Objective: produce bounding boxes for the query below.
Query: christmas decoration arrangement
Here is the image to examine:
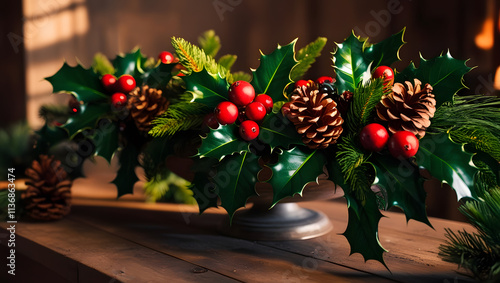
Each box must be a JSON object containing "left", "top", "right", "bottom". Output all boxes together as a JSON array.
[{"left": 33, "top": 28, "right": 500, "bottom": 269}]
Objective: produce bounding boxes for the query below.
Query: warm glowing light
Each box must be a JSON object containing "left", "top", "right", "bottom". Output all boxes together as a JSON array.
[
  {"left": 494, "top": 66, "right": 500, "bottom": 90},
  {"left": 475, "top": 18, "right": 494, "bottom": 50}
]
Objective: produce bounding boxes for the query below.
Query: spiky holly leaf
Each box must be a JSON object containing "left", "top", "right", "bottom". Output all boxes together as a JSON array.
[
  {"left": 112, "top": 144, "right": 140, "bottom": 198},
  {"left": 333, "top": 32, "right": 371, "bottom": 94},
  {"left": 143, "top": 62, "right": 176, "bottom": 90},
  {"left": 198, "top": 124, "right": 249, "bottom": 160},
  {"left": 258, "top": 112, "right": 302, "bottom": 151},
  {"left": 62, "top": 103, "right": 110, "bottom": 138},
  {"left": 112, "top": 49, "right": 147, "bottom": 81},
  {"left": 251, "top": 40, "right": 298, "bottom": 103},
  {"left": 395, "top": 51, "right": 472, "bottom": 107},
  {"left": 183, "top": 69, "right": 229, "bottom": 108},
  {"left": 416, "top": 133, "right": 478, "bottom": 200},
  {"left": 214, "top": 152, "right": 260, "bottom": 218},
  {"left": 342, "top": 191, "right": 388, "bottom": 269},
  {"left": 190, "top": 157, "right": 220, "bottom": 213},
  {"left": 45, "top": 63, "right": 108, "bottom": 104},
  {"left": 290, "top": 37, "right": 327, "bottom": 82},
  {"left": 364, "top": 28, "right": 405, "bottom": 68},
  {"left": 372, "top": 155, "right": 431, "bottom": 226},
  {"left": 92, "top": 119, "right": 119, "bottom": 164},
  {"left": 268, "top": 146, "right": 326, "bottom": 205}
]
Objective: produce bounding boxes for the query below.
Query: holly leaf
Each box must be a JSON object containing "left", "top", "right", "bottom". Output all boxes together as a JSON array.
[
  {"left": 112, "top": 144, "right": 140, "bottom": 198},
  {"left": 214, "top": 152, "right": 260, "bottom": 218},
  {"left": 197, "top": 124, "right": 249, "bottom": 160},
  {"left": 62, "top": 103, "right": 110, "bottom": 138},
  {"left": 183, "top": 69, "right": 229, "bottom": 108},
  {"left": 190, "top": 157, "right": 220, "bottom": 213},
  {"left": 290, "top": 37, "right": 327, "bottom": 82},
  {"left": 251, "top": 40, "right": 298, "bottom": 103},
  {"left": 258, "top": 112, "right": 302, "bottom": 150},
  {"left": 112, "top": 49, "right": 147, "bottom": 80},
  {"left": 268, "top": 146, "right": 326, "bottom": 205},
  {"left": 395, "top": 51, "right": 472, "bottom": 107},
  {"left": 416, "top": 133, "right": 478, "bottom": 200},
  {"left": 143, "top": 62, "right": 175, "bottom": 89},
  {"left": 342, "top": 191, "right": 388, "bottom": 269},
  {"left": 372, "top": 155, "right": 431, "bottom": 226},
  {"left": 92, "top": 119, "right": 119, "bottom": 164},
  {"left": 333, "top": 32, "right": 371, "bottom": 94},
  {"left": 364, "top": 28, "right": 405, "bottom": 68},
  {"left": 45, "top": 63, "right": 108, "bottom": 104}
]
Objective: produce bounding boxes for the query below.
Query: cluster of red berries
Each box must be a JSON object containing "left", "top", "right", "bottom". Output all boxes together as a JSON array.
[
  {"left": 294, "top": 76, "right": 336, "bottom": 96},
  {"left": 207, "top": 81, "right": 273, "bottom": 141},
  {"left": 101, "top": 74, "right": 137, "bottom": 108}
]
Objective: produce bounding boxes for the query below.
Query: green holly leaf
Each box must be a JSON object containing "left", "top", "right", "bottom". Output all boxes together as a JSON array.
[
  {"left": 92, "top": 119, "right": 119, "bottom": 164},
  {"left": 342, "top": 191, "right": 388, "bottom": 268},
  {"left": 372, "top": 155, "right": 431, "bottom": 226},
  {"left": 198, "top": 124, "right": 249, "bottom": 160},
  {"left": 290, "top": 37, "right": 328, "bottom": 82},
  {"left": 214, "top": 152, "right": 260, "bottom": 218},
  {"left": 251, "top": 40, "right": 298, "bottom": 102},
  {"left": 258, "top": 112, "right": 302, "bottom": 150},
  {"left": 395, "top": 51, "right": 472, "bottom": 107},
  {"left": 112, "top": 49, "right": 147, "bottom": 80},
  {"left": 190, "top": 157, "right": 220, "bottom": 213},
  {"left": 416, "top": 133, "right": 478, "bottom": 200},
  {"left": 45, "top": 63, "right": 108, "bottom": 104},
  {"left": 143, "top": 62, "right": 175, "bottom": 89},
  {"left": 112, "top": 144, "right": 140, "bottom": 198},
  {"left": 62, "top": 103, "right": 110, "bottom": 138},
  {"left": 183, "top": 69, "right": 229, "bottom": 108},
  {"left": 333, "top": 32, "right": 371, "bottom": 94},
  {"left": 364, "top": 28, "right": 405, "bottom": 68},
  {"left": 268, "top": 146, "right": 326, "bottom": 205}
]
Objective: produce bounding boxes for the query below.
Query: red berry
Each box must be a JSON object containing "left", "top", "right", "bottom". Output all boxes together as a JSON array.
[
  {"left": 239, "top": 120, "right": 260, "bottom": 141},
  {"left": 111, "top": 92, "right": 127, "bottom": 108},
  {"left": 245, "top": 102, "right": 267, "bottom": 121},
  {"left": 203, "top": 113, "right": 219, "bottom": 129},
  {"left": 372, "top": 66, "right": 395, "bottom": 86},
  {"left": 215, "top": 101, "right": 239, "bottom": 125},
  {"left": 388, "top": 131, "right": 419, "bottom": 159},
  {"left": 101, "top": 74, "right": 117, "bottom": 92},
  {"left": 254, "top": 94, "right": 273, "bottom": 113},
  {"left": 159, "top": 51, "right": 175, "bottom": 64},
  {"left": 228, "top": 81, "right": 255, "bottom": 106},
  {"left": 116, "top": 75, "right": 136, "bottom": 93},
  {"left": 360, "top": 123, "right": 389, "bottom": 152},
  {"left": 294, "top": 80, "right": 310, "bottom": 89},
  {"left": 316, "top": 76, "right": 334, "bottom": 85}
]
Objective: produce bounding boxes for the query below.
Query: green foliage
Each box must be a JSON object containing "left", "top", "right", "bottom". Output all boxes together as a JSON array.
[
  {"left": 290, "top": 37, "right": 327, "bottom": 82},
  {"left": 143, "top": 169, "right": 194, "bottom": 204},
  {"left": 364, "top": 28, "right": 405, "bottom": 68},
  {"left": 230, "top": 71, "right": 252, "bottom": 83},
  {"left": 197, "top": 124, "right": 249, "bottom": 160},
  {"left": 183, "top": 68, "right": 229, "bottom": 108},
  {"left": 268, "top": 146, "right": 326, "bottom": 205},
  {"left": 198, "top": 30, "right": 221, "bottom": 58},
  {"left": 0, "top": 122, "right": 32, "bottom": 180},
  {"left": 92, "top": 119, "right": 119, "bottom": 163},
  {"left": 112, "top": 144, "right": 140, "bottom": 198},
  {"left": 218, "top": 54, "right": 237, "bottom": 71},
  {"left": 149, "top": 102, "right": 208, "bottom": 138},
  {"left": 92, "top": 52, "right": 115, "bottom": 76},
  {"left": 346, "top": 79, "right": 384, "bottom": 133},
  {"left": 258, "top": 112, "right": 303, "bottom": 151},
  {"left": 112, "top": 49, "right": 147, "bottom": 79},
  {"left": 190, "top": 157, "right": 220, "bottom": 213},
  {"left": 62, "top": 103, "right": 110, "bottom": 139},
  {"left": 144, "top": 62, "right": 176, "bottom": 90},
  {"left": 39, "top": 104, "right": 70, "bottom": 125},
  {"left": 439, "top": 189, "right": 500, "bottom": 282},
  {"left": 395, "top": 51, "right": 472, "bottom": 108},
  {"left": 251, "top": 40, "right": 298, "bottom": 102}
]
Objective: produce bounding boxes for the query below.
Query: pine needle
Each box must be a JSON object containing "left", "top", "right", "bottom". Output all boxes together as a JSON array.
[
  {"left": 347, "top": 79, "right": 384, "bottom": 133},
  {"left": 149, "top": 102, "right": 208, "bottom": 137},
  {"left": 198, "top": 30, "right": 221, "bottom": 58}
]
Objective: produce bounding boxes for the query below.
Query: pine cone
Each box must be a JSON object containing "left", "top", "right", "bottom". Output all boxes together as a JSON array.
[
  {"left": 376, "top": 79, "right": 436, "bottom": 137},
  {"left": 22, "top": 155, "right": 72, "bottom": 221},
  {"left": 283, "top": 85, "right": 344, "bottom": 149},
  {"left": 128, "top": 86, "right": 169, "bottom": 132}
]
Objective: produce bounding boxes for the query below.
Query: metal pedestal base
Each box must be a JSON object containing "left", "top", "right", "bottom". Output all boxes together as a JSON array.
[{"left": 220, "top": 202, "right": 332, "bottom": 241}]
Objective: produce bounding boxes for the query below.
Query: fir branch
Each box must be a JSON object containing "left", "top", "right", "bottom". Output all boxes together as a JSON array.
[
  {"left": 290, "top": 37, "right": 327, "bottom": 82},
  {"left": 198, "top": 30, "right": 221, "bottom": 58},
  {"left": 171, "top": 37, "right": 229, "bottom": 78},
  {"left": 347, "top": 79, "right": 384, "bottom": 133},
  {"left": 449, "top": 127, "right": 500, "bottom": 161},
  {"left": 149, "top": 102, "right": 208, "bottom": 137},
  {"left": 218, "top": 54, "right": 237, "bottom": 71},
  {"left": 92, "top": 52, "right": 115, "bottom": 76}
]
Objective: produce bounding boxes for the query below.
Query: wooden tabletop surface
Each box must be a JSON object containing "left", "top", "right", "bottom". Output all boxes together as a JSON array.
[{"left": 0, "top": 194, "right": 475, "bottom": 283}]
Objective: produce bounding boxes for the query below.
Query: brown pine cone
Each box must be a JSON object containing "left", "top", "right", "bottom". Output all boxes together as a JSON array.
[
  {"left": 22, "top": 155, "right": 72, "bottom": 221},
  {"left": 282, "top": 85, "right": 344, "bottom": 149},
  {"left": 376, "top": 79, "right": 436, "bottom": 137},
  {"left": 128, "top": 86, "right": 169, "bottom": 132}
]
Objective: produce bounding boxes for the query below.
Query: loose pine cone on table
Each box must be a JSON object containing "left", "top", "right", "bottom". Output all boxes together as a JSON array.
[
  {"left": 282, "top": 85, "right": 344, "bottom": 149},
  {"left": 376, "top": 79, "right": 436, "bottom": 138},
  {"left": 22, "top": 155, "right": 72, "bottom": 221},
  {"left": 128, "top": 85, "right": 169, "bottom": 132}
]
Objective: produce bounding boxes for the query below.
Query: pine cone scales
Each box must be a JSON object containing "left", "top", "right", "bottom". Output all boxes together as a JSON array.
[
  {"left": 22, "top": 155, "right": 72, "bottom": 221},
  {"left": 128, "top": 86, "right": 169, "bottom": 132},
  {"left": 376, "top": 79, "right": 436, "bottom": 137},
  {"left": 283, "top": 86, "right": 344, "bottom": 149}
]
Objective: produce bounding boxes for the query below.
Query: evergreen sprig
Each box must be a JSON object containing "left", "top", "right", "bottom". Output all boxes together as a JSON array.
[
  {"left": 198, "top": 30, "right": 221, "bottom": 58},
  {"left": 92, "top": 52, "right": 115, "bottom": 76},
  {"left": 346, "top": 79, "right": 384, "bottom": 133},
  {"left": 439, "top": 189, "right": 500, "bottom": 282},
  {"left": 149, "top": 102, "right": 208, "bottom": 137},
  {"left": 290, "top": 37, "right": 327, "bottom": 82}
]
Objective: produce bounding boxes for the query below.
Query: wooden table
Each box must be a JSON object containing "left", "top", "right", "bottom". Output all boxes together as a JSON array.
[{"left": 0, "top": 197, "right": 473, "bottom": 283}]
